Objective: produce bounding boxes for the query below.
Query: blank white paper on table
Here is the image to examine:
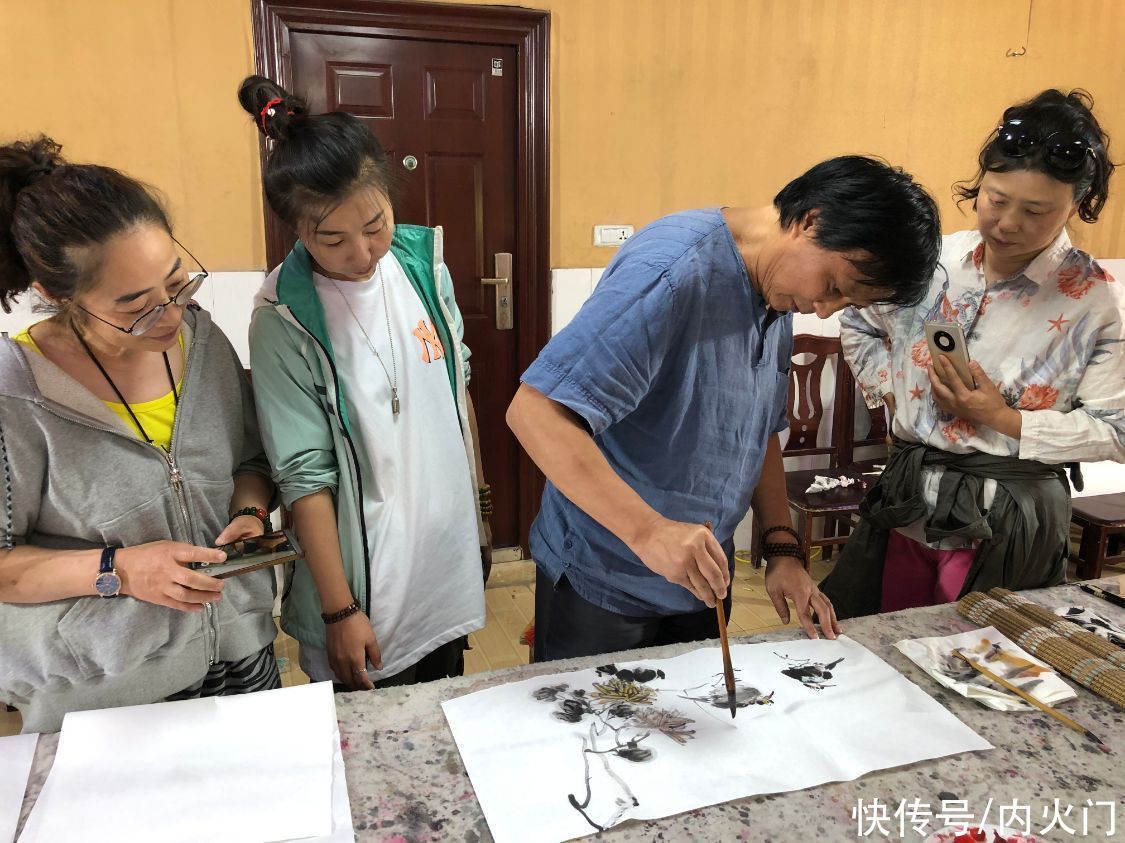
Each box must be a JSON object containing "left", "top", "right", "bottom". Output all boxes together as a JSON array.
[
  {"left": 443, "top": 636, "right": 992, "bottom": 843},
  {"left": 18, "top": 681, "right": 339, "bottom": 843},
  {"left": 0, "top": 734, "right": 38, "bottom": 843},
  {"left": 314, "top": 723, "right": 356, "bottom": 843}
]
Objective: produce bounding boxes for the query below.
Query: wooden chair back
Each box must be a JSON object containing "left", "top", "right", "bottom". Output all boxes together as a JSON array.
[
  {"left": 832, "top": 364, "right": 890, "bottom": 467},
  {"left": 782, "top": 335, "right": 851, "bottom": 468}
]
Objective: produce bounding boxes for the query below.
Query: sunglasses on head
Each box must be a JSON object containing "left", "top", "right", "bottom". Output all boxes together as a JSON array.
[{"left": 994, "top": 119, "right": 1092, "bottom": 172}]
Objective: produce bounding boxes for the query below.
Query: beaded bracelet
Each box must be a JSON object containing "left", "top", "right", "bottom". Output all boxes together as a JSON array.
[
  {"left": 762, "top": 524, "right": 801, "bottom": 544},
  {"left": 761, "top": 541, "right": 807, "bottom": 563},
  {"left": 321, "top": 599, "right": 361, "bottom": 625},
  {"left": 231, "top": 506, "right": 273, "bottom": 532},
  {"left": 478, "top": 484, "right": 493, "bottom": 518}
]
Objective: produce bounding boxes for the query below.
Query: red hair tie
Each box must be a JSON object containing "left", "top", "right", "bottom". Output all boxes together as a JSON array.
[{"left": 259, "top": 97, "right": 287, "bottom": 132}]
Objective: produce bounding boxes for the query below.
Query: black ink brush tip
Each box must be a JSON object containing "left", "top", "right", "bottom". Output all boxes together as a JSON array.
[
  {"left": 1086, "top": 730, "right": 1111, "bottom": 753},
  {"left": 727, "top": 691, "right": 738, "bottom": 719}
]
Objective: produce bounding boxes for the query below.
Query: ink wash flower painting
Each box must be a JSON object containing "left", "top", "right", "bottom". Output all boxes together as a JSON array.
[{"left": 442, "top": 636, "right": 991, "bottom": 843}]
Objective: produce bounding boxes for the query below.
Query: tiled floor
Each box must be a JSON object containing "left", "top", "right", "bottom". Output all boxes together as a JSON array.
[{"left": 4, "top": 552, "right": 1122, "bottom": 738}]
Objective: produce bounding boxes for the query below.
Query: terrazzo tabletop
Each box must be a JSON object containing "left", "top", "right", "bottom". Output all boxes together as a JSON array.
[{"left": 18, "top": 578, "right": 1125, "bottom": 841}]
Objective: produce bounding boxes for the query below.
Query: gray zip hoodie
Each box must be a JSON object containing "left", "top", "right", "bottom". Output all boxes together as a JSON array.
[{"left": 0, "top": 307, "right": 276, "bottom": 732}]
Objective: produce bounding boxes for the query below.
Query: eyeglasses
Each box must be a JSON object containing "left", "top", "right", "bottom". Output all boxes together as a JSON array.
[
  {"left": 994, "top": 119, "right": 1092, "bottom": 173},
  {"left": 78, "top": 240, "right": 209, "bottom": 336}
]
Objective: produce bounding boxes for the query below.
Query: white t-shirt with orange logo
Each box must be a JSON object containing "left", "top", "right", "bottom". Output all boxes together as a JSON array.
[{"left": 300, "top": 251, "right": 484, "bottom": 681}]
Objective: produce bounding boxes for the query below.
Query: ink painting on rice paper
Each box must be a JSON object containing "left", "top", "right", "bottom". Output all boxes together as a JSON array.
[{"left": 442, "top": 636, "right": 991, "bottom": 843}]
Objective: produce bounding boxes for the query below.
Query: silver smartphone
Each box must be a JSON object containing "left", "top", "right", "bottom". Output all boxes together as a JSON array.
[{"left": 924, "top": 321, "right": 974, "bottom": 389}]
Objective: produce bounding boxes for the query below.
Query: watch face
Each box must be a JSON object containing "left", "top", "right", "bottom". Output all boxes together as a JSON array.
[{"left": 95, "top": 571, "right": 121, "bottom": 597}]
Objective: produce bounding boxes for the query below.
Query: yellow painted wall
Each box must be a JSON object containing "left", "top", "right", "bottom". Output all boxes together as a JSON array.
[
  {"left": 484, "top": 0, "right": 1125, "bottom": 266},
  {"left": 1, "top": 0, "right": 266, "bottom": 269},
  {"left": 4, "top": 0, "right": 1124, "bottom": 270}
]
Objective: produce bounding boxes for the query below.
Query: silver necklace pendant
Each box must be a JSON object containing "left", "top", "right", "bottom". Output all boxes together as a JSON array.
[{"left": 328, "top": 269, "right": 402, "bottom": 418}]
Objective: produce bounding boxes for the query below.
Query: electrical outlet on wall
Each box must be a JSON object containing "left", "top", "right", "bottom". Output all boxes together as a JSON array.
[{"left": 593, "top": 225, "right": 634, "bottom": 247}]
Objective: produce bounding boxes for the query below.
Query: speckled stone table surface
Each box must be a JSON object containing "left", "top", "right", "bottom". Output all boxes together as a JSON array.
[{"left": 18, "top": 579, "right": 1125, "bottom": 841}]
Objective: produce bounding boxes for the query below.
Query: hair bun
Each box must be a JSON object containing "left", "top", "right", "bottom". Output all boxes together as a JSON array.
[
  {"left": 0, "top": 136, "right": 67, "bottom": 310},
  {"left": 1, "top": 136, "right": 64, "bottom": 195},
  {"left": 237, "top": 75, "right": 307, "bottom": 142},
  {"left": 26, "top": 161, "right": 55, "bottom": 179}
]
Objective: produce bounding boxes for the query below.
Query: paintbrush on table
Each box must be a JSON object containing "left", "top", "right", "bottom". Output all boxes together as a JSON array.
[
  {"left": 952, "top": 649, "right": 1108, "bottom": 750},
  {"left": 705, "top": 521, "right": 738, "bottom": 718},
  {"left": 1079, "top": 583, "right": 1125, "bottom": 610}
]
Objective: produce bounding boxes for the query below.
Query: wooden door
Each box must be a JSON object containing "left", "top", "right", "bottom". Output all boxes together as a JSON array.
[{"left": 255, "top": 1, "right": 550, "bottom": 553}]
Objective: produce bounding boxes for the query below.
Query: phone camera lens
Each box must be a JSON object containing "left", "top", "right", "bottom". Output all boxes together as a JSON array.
[{"left": 935, "top": 331, "right": 955, "bottom": 352}]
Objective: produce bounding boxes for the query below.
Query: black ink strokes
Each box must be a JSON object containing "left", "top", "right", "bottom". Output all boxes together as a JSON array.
[
  {"left": 727, "top": 684, "right": 776, "bottom": 707},
  {"left": 605, "top": 702, "right": 636, "bottom": 719},
  {"left": 534, "top": 669, "right": 695, "bottom": 833},
  {"left": 594, "top": 664, "right": 666, "bottom": 684},
  {"left": 1060, "top": 606, "right": 1125, "bottom": 647},
  {"left": 532, "top": 683, "right": 568, "bottom": 702},
  {"left": 612, "top": 743, "right": 653, "bottom": 763},
  {"left": 553, "top": 697, "right": 594, "bottom": 723},
  {"left": 775, "top": 652, "right": 845, "bottom": 691},
  {"left": 680, "top": 682, "right": 775, "bottom": 709}
]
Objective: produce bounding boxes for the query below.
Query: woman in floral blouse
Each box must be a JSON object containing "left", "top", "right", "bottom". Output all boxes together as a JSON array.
[{"left": 821, "top": 89, "right": 1124, "bottom": 618}]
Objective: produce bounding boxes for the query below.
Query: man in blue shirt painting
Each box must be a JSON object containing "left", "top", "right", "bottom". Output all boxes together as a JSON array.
[{"left": 507, "top": 156, "right": 942, "bottom": 661}]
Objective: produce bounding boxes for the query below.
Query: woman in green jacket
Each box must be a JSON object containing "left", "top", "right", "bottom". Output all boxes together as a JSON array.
[{"left": 241, "top": 76, "right": 490, "bottom": 691}]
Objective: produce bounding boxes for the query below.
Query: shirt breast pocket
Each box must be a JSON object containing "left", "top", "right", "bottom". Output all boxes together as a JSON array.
[
  {"left": 765, "top": 368, "right": 791, "bottom": 435},
  {"left": 714, "top": 367, "right": 790, "bottom": 444}
]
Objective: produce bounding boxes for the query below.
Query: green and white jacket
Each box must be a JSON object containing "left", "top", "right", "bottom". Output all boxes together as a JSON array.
[{"left": 249, "top": 224, "right": 484, "bottom": 650}]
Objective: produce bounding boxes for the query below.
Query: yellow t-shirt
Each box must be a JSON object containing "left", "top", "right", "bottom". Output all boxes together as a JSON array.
[{"left": 14, "top": 326, "right": 184, "bottom": 451}]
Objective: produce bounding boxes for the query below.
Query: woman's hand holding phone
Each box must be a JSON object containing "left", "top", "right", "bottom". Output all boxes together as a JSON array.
[
  {"left": 928, "top": 357, "right": 1023, "bottom": 439},
  {"left": 923, "top": 321, "right": 975, "bottom": 390},
  {"left": 116, "top": 541, "right": 226, "bottom": 612}
]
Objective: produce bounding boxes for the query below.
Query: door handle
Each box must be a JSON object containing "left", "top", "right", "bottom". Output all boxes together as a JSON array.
[{"left": 480, "top": 252, "right": 513, "bottom": 330}]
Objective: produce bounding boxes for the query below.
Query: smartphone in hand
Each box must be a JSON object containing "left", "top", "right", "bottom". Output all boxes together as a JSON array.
[
  {"left": 202, "top": 529, "right": 303, "bottom": 579},
  {"left": 924, "top": 321, "right": 975, "bottom": 390}
]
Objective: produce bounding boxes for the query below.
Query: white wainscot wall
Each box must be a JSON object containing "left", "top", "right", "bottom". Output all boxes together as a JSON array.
[{"left": 5, "top": 260, "right": 1122, "bottom": 554}]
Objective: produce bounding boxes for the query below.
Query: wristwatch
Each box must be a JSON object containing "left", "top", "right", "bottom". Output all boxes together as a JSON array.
[{"left": 95, "top": 545, "right": 121, "bottom": 598}]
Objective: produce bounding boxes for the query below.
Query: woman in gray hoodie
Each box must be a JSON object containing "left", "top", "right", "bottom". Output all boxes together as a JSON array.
[{"left": 0, "top": 136, "right": 280, "bottom": 732}]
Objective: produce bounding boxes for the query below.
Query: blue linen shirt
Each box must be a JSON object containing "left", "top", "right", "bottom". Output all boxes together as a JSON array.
[{"left": 523, "top": 209, "right": 793, "bottom": 616}]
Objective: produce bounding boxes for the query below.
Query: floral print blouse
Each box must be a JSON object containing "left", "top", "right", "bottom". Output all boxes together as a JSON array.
[
  {"left": 841, "top": 228, "right": 1125, "bottom": 464},
  {"left": 840, "top": 229, "right": 1125, "bottom": 547}
]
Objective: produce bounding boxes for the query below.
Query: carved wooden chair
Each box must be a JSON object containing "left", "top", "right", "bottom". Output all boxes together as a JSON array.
[{"left": 751, "top": 336, "right": 870, "bottom": 568}]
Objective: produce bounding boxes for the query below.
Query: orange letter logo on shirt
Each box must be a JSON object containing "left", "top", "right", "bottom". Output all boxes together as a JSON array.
[{"left": 412, "top": 319, "right": 446, "bottom": 363}]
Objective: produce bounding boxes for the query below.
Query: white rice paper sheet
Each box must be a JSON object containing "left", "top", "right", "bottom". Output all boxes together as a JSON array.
[
  {"left": 443, "top": 636, "right": 991, "bottom": 843},
  {"left": 19, "top": 682, "right": 339, "bottom": 843}
]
